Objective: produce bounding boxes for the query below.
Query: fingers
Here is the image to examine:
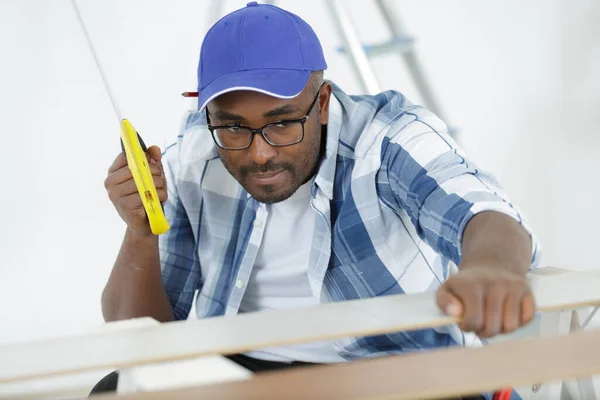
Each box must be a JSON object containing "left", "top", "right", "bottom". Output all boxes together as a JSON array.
[
  {"left": 440, "top": 277, "right": 484, "bottom": 332},
  {"left": 436, "top": 288, "right": 463, "bottom": 317},
  {"left": 105, "top": 146, "right": 167, "bottom": 237},
  {"left": 118, "top": 175, "right": 168, "bottom": 203},
  {"left": 105, "top": 165, "right": 133, "bottom": 188},
  {"left": 439, "top": 270, "right": 535, "bottom": 339},
  {"left": 124, "top": 188, "right": 168, "bottom": 212},
  {"left": 110, "top": 175, "right": 167, "bottom": 198},
  {"left": 438, "top": 281, "right": 485, "bottom": 333},
  {"left": 457, "top": 285, "right": 485, "bottom": 333},
  {"left": 146, "top": 145, "right": 163, "bottom": 164},
  {"left": 521, "top": 292, "right": 536, "bottom": 326},
  {"left": 108, "top": 145, "right": 162, "bottom": 176},
  {"left": 105, "top": 157, "right": 163, "bottom": 188},
  {"left": 104, "top": 164, "right": 162, "bottom": 194},
  {"left": 502, "top": 286, "right": 525, "bottom": 333},
  {"left": 110, "top": 187, "right": 167, "bottom": 217},
  {"left": 120, "top": 192, "right": 145, "bottom": 217},
  {"left": 480, "top": 284, "right": 507, "bottom": 338},
  {"left": 157, "top": 187, "right": 168, "bottom": 203},
  {"left": 490, "top": 284, "right": 534, "bottom": 338},
  {"left": 108, "top": 152, "right": 128, "bottom": 173}
]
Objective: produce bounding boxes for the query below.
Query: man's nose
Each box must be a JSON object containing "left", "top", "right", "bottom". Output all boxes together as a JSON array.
[{"left": 248, "top": 133, "right": 277, "bottom": 165}]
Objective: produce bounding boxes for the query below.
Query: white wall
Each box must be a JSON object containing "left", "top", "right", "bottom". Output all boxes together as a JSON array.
[{"left": 0, "top": 0, "right": 598, "bottom": 348}]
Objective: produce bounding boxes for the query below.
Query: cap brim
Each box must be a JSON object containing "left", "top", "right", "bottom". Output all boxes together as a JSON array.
[{"left": 197, "top": 69, "right": 312, "bottom": 111}]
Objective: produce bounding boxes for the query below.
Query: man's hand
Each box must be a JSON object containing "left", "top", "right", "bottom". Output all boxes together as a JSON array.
[
  {"left": 104, "top": 145, "right": 168, "bottom": 238},
  {"left": 436, "top": 265, "right": 536, "bottom": 338}
]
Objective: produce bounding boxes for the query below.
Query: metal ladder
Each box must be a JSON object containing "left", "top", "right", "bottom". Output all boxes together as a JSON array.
[{"left": 324, "top": 0, "right": 455, "bottom": 136}]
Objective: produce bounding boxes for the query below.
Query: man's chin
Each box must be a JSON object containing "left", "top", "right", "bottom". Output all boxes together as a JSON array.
[{"left": 247, "top": 184, "right": 295, "bottom": 204}]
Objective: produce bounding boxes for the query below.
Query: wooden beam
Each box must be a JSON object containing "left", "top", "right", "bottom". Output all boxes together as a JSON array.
[
  {"left": 1, "top": 268, "right": 599, "bottom": 384},
  {"left": 98, "top": 328, "right": 600, "bottom": 400}
]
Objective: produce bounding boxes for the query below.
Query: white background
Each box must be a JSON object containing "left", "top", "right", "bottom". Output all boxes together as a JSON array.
[{"left": 1, "top": 0, "right": 599, "bottom": 348}]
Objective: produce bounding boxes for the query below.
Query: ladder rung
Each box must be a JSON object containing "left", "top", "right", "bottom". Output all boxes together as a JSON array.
[{"left": 336, "top": 36, "right": 415, "bottom": 57}]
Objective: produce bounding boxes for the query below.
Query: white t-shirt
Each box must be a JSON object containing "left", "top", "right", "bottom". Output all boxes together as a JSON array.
[{"left": 240, "top": 179, "right": 345, "bottom": 364}]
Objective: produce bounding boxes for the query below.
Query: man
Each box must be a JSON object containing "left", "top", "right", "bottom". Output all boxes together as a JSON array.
[{"left": 98, "top": 2, "right": 540, "bottom": 398}]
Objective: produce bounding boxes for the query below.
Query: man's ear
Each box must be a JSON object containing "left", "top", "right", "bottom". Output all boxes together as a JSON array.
[{"left": 318, "top": 82, "right": 333, "bottom": 125}]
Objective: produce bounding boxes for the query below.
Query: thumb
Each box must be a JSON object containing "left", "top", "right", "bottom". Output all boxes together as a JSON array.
[
  {"left": 436, "top": 287, "right": 463, "bottom": 317},
  {"left": 146, "top": 145, "right": 163, "bottom": 164}
]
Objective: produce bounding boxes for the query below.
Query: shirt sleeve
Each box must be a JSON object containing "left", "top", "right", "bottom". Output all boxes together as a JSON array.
[
  {"left": 378, "top": 106, "right": 541, "bottom": 268},
  {"left": 158, "top": 134, "right": 202, "bottom": 321}
]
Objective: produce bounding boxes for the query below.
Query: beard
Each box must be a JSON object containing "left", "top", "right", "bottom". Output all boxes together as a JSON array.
[{"left": 219, "top": 124, "right": 323, "bottom": 204}]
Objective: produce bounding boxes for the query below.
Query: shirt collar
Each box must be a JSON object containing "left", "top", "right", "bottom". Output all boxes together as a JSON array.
[{"left": 312, "top": 89, "right": 342, "bottom": 201}]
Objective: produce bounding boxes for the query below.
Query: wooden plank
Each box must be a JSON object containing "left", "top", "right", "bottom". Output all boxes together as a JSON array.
[
  {"left": 100, "top": 328, "right": 600, "bottom": 400},
  {"left": 528, "top": 266, "right": 575, "bottom": 276},
  {"left": 116, "top": 355, "right": 252, "bottom": 395},
  {"left": 1, "top": 268, "right": 599, "bottom": 384},
  {"left": 527, "top": 269, "right": 600, "bottom": 311}
]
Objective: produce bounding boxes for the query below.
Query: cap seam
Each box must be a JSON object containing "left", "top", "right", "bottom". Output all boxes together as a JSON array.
[
  {"left": 239, "top": 8, "right": 247, "bottom": 69},
  {"left": 265, "top": 5, "right": 305, "bottom": 67}
]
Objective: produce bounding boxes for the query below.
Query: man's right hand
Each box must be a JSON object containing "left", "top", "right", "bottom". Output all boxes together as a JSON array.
[{"left": 104, "top": 145, "right": 168, "bottom": 237}]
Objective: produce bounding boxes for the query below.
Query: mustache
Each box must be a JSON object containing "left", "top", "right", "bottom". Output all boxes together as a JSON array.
[{"left": 239, "top": 161, "right": 292, "bottom": 175}]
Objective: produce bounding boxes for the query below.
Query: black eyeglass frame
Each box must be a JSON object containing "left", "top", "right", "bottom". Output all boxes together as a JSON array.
[{"left": 206, "top": 87, "right": 322, "bottom": 151}]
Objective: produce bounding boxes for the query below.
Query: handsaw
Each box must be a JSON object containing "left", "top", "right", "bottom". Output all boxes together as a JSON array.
[{"left": 70, "top": 0, "right": 170, "bottom": 235}]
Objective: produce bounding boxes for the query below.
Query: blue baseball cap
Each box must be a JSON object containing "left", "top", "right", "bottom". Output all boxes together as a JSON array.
[{"left": 195, "top": 1, "right": 327, "bottom": 111}]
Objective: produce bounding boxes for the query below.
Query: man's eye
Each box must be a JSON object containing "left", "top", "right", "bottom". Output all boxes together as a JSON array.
[
  {"left": 226, "top": 126, "right": 242, "bottom": 132},
  {"left": 275, "top": 122, "right": 292, "bottom": 128}
]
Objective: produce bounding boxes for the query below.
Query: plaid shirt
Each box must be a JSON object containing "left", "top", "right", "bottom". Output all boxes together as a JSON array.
[{"left": 159, "top": 82, "right": 541, "bottom": 360}]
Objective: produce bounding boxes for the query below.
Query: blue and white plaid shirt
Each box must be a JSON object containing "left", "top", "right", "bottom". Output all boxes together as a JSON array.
[{"left": 159, "top": 82, "right": 541, "bottom": 360}]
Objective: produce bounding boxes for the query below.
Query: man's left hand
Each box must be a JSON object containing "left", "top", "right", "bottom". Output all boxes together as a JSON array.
[{"left": 436, "top": 265, "right": 536, "bottom": 338}]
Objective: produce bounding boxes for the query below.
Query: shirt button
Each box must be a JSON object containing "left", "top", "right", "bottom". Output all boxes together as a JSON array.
[
  {"left": 253, "top": 219, "right": 263, "bottom": 228},
  {"left": 236, "top": 279, "right": 245, "bottom": 289}
]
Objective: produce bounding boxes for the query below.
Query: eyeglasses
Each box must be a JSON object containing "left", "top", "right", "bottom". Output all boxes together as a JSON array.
[{"left": 206, "top": 89, "right": 321, "bottom": 151}]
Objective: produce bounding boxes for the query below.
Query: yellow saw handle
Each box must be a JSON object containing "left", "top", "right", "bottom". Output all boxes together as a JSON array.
[{"left": 119, "top": 119, "right": 170, "bottom": 235}]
